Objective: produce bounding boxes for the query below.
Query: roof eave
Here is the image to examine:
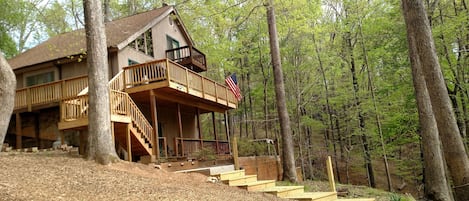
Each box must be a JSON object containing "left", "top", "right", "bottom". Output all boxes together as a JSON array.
[{"left": 116, "top": 6, "right": 174, "bottom": 50}]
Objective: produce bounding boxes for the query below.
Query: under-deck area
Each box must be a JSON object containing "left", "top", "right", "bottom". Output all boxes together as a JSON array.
[{"left": 10, "top": 58, "right": 237, "bottom": 164}]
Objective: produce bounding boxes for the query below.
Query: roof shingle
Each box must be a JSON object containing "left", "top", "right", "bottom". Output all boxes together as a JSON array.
[{"left": 9, "top": 6, "right": 172, "bottom": 70}]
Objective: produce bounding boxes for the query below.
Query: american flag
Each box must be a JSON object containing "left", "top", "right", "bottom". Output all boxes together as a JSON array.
[{"left": 225, "top": 73, "right": 242, "bottom": 101}]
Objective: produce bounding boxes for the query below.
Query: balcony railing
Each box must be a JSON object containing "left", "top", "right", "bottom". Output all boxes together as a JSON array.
[
  {"left": 60, "top": 90, "right": 155, "bottom": 152},
  {"left": 123, "top": 59, "right": 237, "bottom": 108},
  {"left": 166, "top": 46, "right": 207, "bottom": 72},
  {"left": 174, "top": 137, "right": 230, "bottom": 158},
  {"left": 15, "top": 76, "right": 88, "bottom": 111}
]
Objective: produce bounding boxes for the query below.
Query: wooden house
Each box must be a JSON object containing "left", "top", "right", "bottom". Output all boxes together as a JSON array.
[{"left": 6, "top": 5, "right": 238, "bottom": 163}]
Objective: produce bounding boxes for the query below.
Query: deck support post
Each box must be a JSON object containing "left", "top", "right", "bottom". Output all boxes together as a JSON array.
[
  {"left": 15, "top": 113, "right": 22, "bottom": 149},
  {"left": 196, "top": 108, "right": 203, "bottom": 149},
  {"left": 224, "top": 111, "right": 231, "bottom": 155},
  {"left": 126, "top": 123, "right": 132, "bottom": 162},
  {"left": 211, "top": 112, "right": 219, "bottom": 154},
  {"left": 150, "top": 90, "right": 160, "bottom": 159},
  {"left": 177, "top": 103, "right": 184, "bottom": 157}
]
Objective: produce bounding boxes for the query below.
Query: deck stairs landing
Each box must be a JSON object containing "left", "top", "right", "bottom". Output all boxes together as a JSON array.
[{"left": 211, "top": 157, "right": 375, "bottom": 201}]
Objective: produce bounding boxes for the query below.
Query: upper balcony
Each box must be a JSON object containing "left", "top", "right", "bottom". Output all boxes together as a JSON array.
[
  {"left": 120, "top": 58, "right": 237, "bottom": 111},
  {"left": 166, "top": 45, "right": 206, "bottom": 73},
  {"left": 14, "top": 58, "right": 236, "bottom": 113}
]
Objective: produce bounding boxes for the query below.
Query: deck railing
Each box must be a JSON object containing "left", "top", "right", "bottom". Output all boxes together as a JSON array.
[
  {"left": 123, "top": 59, "right": 167, "bottom": 87},
  {"left": 166, "top": 46, "right": 206, "bottom": 71},
  {"left": 15, "top": 76, "right": 88, "bottom": 110},
  {"left": 175, "top": 137, "right": 230, "bottom": 157},
  {"left": 60, "top": 90, "right": 154, "bottom": 149},
  {"left": 123, "top": 59, "right": 237, "bottom": 107}
]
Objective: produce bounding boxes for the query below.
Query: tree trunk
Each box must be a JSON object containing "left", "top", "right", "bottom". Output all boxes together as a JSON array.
[
  {"left": 266, "top": 0, "right": 297, "bottom": 182},
  {"left": 358, "top": 22, "right": 392, "bottom": 191},
  {"left": 103, "top": 0, "right": 111, "bottom": 23},
  {"left": 345, "top": 30, "right": 375, "bottom": 188},
  {"left": 83, "top": 0, "right": 119, "bottom": 165},
  {"left": 402, "top": 1, "right": 469, "bottom": 200},
  {"left": 404, "top": 17, "right": 452, "bottom": 200},
  {"left": 0, "top": 53, "right": 16, "bottom": 151}
]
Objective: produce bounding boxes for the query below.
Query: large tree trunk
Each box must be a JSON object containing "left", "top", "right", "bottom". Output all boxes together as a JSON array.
[
  {"left": 266, "top": 0, "right": 297, "bottom": 182},
  {"left": 402, "top": 1, "right": 469, "bottom": 200},
  {"left": 358, "top": 22, "right": 392, "bottom": 191},
  {"left": 405, "top": 19, "right": 452, "bottom": 200},
  {"left": 83, "top": 0, "right": 119, "bottom": 165},
  {"left": 0, "top": 53, "right": 16, "bottom": 151},
  {"left": 103, "top": 0, "right": 111, "bottom": 23}
]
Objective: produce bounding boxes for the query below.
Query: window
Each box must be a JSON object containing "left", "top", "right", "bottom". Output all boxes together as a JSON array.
[
  {"left": 166, "top": 35, "right": 180, "bottom": 60},
  {"left": 128, "top": 59, "right": 139, "bottom": 66},
  {"left": 127, "top": 29, "right": 154, "bottom": 57},
  {"left": 25, "top": 71, "right": 55, "bottom": 87}
]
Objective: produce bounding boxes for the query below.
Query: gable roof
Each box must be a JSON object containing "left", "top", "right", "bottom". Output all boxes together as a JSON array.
[{"left": 9, "top": 5, "right": 192, "bottom": 70}]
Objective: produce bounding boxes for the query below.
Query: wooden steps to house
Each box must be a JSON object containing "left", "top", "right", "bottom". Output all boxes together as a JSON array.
[
  {"left": 284, "top": 192, "right": 337, "bottom": 201},
  {"left": 258, "top": 185, "right": 305, "bottom": 197},
  {"left": 233, "top": 180, "right": 276, "bottom": 191},
  {"left": 212, "top": 157, "right": 375, "bottom": 201}
]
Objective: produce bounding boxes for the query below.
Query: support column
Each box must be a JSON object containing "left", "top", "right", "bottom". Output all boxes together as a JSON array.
[
  {"left": 177, "top": 103, "right": 184, "bottom": 156},
  {"left": 224, "top": 111, "right": 231, "bottom": 155},
  {"left": 150, "top": 90, "right": 160, "bottom": 159},
  {"left": 196, "top": 108, "right": 203, "bottom": 148},
  {"left": 126, "top": 123, "right": 132, "bottom": 162},
  {"left": 212, "top": 112, "right": 219, "bottom": 154},
  {"left": 15, "top": 113, "right": 22, "bottom": 149}
]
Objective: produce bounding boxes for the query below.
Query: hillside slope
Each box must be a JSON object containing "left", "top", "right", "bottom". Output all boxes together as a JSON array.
[{"left": 0, "top": 151, "right": 284, "bottom": 201}]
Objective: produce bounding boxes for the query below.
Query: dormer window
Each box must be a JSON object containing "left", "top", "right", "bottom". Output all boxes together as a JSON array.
[{"left": 128, "top": 29, "right": 154, "bottom": 57}]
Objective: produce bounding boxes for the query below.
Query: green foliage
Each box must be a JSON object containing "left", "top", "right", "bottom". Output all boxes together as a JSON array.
[
  {"left": 193, "top": 147, "right": 216, "bottom": 161},
  {"left": 389, "top": 193, "right": 416, "bottom": 201},
  {"left": 237, "top": 138, "right": 276, "bottom": 157}
]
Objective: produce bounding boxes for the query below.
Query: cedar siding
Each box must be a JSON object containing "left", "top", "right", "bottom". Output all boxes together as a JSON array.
[{"left": 6, "top": 6, "right": 237, "bottom": 164}]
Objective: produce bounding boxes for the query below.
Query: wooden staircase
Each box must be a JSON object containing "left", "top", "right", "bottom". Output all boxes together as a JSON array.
[{"left": 211, "top": 157, "right": 375, "bottom": 201}]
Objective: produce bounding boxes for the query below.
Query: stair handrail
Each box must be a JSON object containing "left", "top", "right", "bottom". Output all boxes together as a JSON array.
[
  {"left": 110, "top": 90, "right": 154, "bottom": 148},
  {"left": 77, "top": 70, "right": 125, "bottom": 96},
  {"left": 109, "top": 70, "right": 125, "bottom": 91}
]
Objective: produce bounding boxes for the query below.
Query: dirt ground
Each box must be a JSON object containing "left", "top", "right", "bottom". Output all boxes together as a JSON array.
[{"left": 0, "top": 151, "right": 285, "bottom": 201}]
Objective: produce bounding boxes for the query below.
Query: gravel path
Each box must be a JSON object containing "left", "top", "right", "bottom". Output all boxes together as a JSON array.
[{"left": 0, "top": 151, "right": 285, "bottom": 201}]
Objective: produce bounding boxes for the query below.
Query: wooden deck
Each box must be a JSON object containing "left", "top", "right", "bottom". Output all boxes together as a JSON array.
[{"left": 13, "top": 58, "right": 237, "bottom": 161}]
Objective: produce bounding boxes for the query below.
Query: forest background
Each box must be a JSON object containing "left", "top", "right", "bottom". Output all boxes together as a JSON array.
[{"left": 1, "top": 0, "right": 468, "bottom": 197}]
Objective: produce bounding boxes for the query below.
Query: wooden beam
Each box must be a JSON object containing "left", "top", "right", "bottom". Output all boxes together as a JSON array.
[
  {"left": 232, "top": 137, "right": 239, "bottom": 170},
  {"left": 126, "top": 123, "right": 132, "bottom": 162},
  {"left": 150, "top": 90, "right": 160, "bottom": 158},
  {"left": 196, "top": 108, "right": 203, "bottom": 148},
  {"left": 212, "top": 112, "right": 219, "bottom": 154},
  {"left": 15, "top": 113, "right": 22, "bottom": 149},
  {"left": 177, "top": 103, "right": 184, "bottom": 156},
  {"left": 224, "top": 111, "right": 231, "bottom": 155},
  {"left": 327, "top": 156, "right": 336, "bottom": 192}
]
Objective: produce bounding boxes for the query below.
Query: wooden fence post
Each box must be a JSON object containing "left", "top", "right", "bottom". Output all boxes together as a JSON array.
[
  {"left": 232, "top": 137, "right": 239, "bottom": 170},
  {"left": 326, "top": 156, "right": 336, "bottom": 192}
]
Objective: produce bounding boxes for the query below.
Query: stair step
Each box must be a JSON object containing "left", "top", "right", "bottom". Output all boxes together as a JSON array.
[
  {"left": 284, "top": 192, "right": 337, "bottom": 201},
  {"left": 233, "top": 180, "right": 276, "bottom": 191},
  {"left": 258, "top": 185, "right": 305, "bottom": 198},
  {"left": 225, "top": 175, "right": 258, "bottom": 186},
  {"left": 213, "top": 170, "right": 245, "bottom": 181},
  {"left": 337, "top": 199, "right": 375, "bottom": 201}
]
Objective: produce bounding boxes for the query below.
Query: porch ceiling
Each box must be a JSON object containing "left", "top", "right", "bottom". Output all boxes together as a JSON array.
[{"left": 128, "top": 87, "right": 231, "bottom": 114}]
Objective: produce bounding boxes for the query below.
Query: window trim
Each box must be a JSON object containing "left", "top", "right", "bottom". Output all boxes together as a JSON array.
[{"left": 23, "top": 67, "right": 58, "bottom": 87}]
